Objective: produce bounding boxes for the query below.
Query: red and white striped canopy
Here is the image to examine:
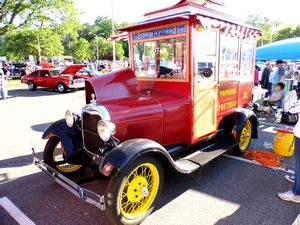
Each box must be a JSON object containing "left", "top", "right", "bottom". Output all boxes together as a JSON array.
[
  {"left": 108, "top": 32, "right": 129, "bottom": 41},
  {"left": 197, "top": 15, "right": 261, "bottom": 38}
]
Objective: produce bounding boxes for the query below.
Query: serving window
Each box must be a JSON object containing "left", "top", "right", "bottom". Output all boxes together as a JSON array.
[
  {"left": 133, "top": 37, "right": 186, "bottom": 79},
  {"left": 240, "top": 38, "right": 255, "bottom": 82},
  {"left": 219, "top": 33, "right": 239, "bottom": 82},
  {"left": 194, "top": 29, "right": 218, "bottom": 83}
]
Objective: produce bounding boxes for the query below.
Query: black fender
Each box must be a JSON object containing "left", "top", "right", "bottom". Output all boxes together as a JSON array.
[
  {"left": 100, "top": 138, "right": 190, "bottom": 177},
  {"left": 42, "top": 119, "right": 83, "bottom": 157},
  {"left": 232, "top": 108, "right": 258, "bottom": 140}
]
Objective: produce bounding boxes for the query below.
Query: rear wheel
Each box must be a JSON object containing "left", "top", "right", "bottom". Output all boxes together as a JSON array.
[
  {"left": 234, "top": 119, "right": 252, "bottom": 155},
  {"left": 28, "top": 81, "right": 36, "bottom": 91},
  {"left": 43, "top": 137, "right": 85, "bottom": 176},
  {"left": 106, "top": 156, "right": 164, "bottom": 225},
  {"left": 57, "top": 83, "right": 67, "bottom": 93}
]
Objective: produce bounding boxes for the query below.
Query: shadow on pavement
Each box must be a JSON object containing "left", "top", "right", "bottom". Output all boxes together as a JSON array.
[
  {"left": 0, "top": 171, "right": 111, "bottom": 225},
  {"left": 0, "top": 152, "right": 43, "bottom": 169},
  {"left": 151, "top": 156, "right": 299, "bottom": 225},
  {"left": 7, "top": 88, "right": 80, "bottom": 99}
]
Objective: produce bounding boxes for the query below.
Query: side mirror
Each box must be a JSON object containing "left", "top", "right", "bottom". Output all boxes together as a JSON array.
[
  {"left": 45, "top": 74, "right": 50, "bottom": 77},
  {"left": 201, "top": 68, "right": 213, "bottom": 78}
]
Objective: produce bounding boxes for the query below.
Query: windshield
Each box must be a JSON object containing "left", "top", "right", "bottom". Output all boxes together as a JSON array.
[
  {"left": 133, "top": 37, "right": 186, "bottom": 79},
  {"left": 50, "top": 69, "right": 62, "bottom": 76}
]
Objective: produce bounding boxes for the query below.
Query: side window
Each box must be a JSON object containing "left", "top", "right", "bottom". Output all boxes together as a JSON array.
[
  {"left": 219, "top": 33, "right": 239, "bottom": 82},
  {"left": 194, "top": 29, "right": 218, "bottom": 83},
  {"left": 240, "top": 38, "right": 255, "bottom": 82},
  {"left": 40, "top": 70, "right": 49, "bottom": 77},
  {"left": 31, "top": 71, "right": 39, "bottom": 77},
  {"left": 133, "top": 37, "right": 186, "bottom": 79}
]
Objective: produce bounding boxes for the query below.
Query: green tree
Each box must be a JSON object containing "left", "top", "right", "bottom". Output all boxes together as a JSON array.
[
  {"left": 90, "top": 37, "right": 124, "bottom": 60},
  {"left": 273, "top": 25, "right": 300, "bottom": 42},
  {"left": 79, "top": 23, "right": 96, "bottom": 42},
  {"left": 72, "top": 38, "right": 91, "bottom": 61},
  {"left": 0, "top": 0, "right": 76, "bottom": 35},
  {"left": 1, "top": 28, "right": 64, "bottom": 61},
  {"left": 246, "top": 15, "right": 280, "bottom": 46},
  {"left": 94, "top": 16, "right": 116, "bottom": 38}
]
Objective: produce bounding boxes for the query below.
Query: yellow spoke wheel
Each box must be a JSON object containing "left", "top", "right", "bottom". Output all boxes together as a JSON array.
[
  {"left": 238, "top": 120, "right": 252, "bottom": 152},
  {"left": 52, "top": 142, "right": 82, "bottom": 173},
  {"left": 106, "top": 156, "right": 163, "bottom": 225},
  {"left": 119, "top": 163, "right": 159, "bottom": 218},
  {"left": 43, "top": 137, "right": 85, "bottom": 176}
]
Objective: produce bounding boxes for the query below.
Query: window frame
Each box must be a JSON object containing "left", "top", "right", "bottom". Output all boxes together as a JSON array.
[
  {"left": 130, "top": 21, "right": 190, "bottom": 83},
  {"left": 219, "top": 33, "right": 240, "bottom": 83},
  {"left": 240, "top": 37, "right": 256, "bottom": 83}
]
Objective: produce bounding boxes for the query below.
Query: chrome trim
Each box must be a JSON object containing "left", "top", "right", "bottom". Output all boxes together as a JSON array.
[
  {"left": 81, "top": 104, "right": 112, "bottom": 153},
  {"left": 82, "top": 104, "right": 111, "bottom": 122},
  {"left": 32, "top": 148, "right": 105, "bottom": 210}
]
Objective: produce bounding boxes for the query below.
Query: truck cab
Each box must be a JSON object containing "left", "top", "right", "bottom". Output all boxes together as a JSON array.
[{"left": 34, "top": 1, "right": 261, "bottom": 225}]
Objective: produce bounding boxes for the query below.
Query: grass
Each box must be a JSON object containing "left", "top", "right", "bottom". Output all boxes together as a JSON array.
[{"left": 7, "top": 79, "right": 27, "bottom": 89}]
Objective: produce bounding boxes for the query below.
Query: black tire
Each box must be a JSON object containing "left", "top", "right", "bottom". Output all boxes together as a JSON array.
[
  {"left": 43, "top": 137, "right": 85, "bottom": 176},
  {"left": 233, "top": 119, "right": 253, "bottom": 155},
  {"left": 28, "top": 80, "right": 37, "bottom": 91},
  {"left": 57, "top": 83, "right": 67, "bottom": 93},
  {"left": 106, "top": 156, "right": 164, "bottom": 225}
]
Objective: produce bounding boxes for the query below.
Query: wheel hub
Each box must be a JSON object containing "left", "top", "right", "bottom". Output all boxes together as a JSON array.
[
  {"left": 127, "top": 176, "right": 148, "bottom": 203},
  {"left": 142, "top": 187, "right": 149, "bottom": 197}
]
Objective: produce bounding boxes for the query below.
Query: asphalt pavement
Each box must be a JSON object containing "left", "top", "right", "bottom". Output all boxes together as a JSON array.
[{"left": 0, "top": 87, "right": 300, "bottom": 225}]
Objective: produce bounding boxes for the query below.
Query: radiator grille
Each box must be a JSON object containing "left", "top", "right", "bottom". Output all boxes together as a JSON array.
[{"left": 82, "top": 111, "right": 103, "bottom": 153}]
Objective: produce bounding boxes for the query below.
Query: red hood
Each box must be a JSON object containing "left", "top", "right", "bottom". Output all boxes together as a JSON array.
[{"left": 60, "top": 64, "right": 84, "bottom": 76}]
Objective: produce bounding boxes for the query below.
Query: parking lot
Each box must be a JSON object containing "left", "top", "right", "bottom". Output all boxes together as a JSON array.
[{"left": 1, "top": 87, "right": 300, "bottom": 225}]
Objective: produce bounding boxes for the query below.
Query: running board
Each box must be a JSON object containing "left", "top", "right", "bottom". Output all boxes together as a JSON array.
[
  {"left": 174, "top": 137, "right": 236, "bottom": 172},
  {"left": 32, "top": 148, "right": 105, "bottom": 211}
]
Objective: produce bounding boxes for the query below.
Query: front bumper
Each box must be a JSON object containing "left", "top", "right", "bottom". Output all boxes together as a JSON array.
[
  {"left": 68, "top": 79, "right": 85, "bottom": 89},
  {"left": 32, "top": 148, "right": 105, "bottom": 210}
]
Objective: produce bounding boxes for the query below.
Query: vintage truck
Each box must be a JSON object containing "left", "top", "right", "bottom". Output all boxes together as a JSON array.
[{"left": 33, "top": 0, "right": 261, "bottom": 224}]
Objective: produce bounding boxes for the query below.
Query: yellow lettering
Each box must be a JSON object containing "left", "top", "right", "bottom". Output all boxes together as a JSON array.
[
  {"left": 220, "top": 88, "right": 236, "bottom": 97},
  {"left": 218, "top": 101, "right": 237, "bottom": 111}
]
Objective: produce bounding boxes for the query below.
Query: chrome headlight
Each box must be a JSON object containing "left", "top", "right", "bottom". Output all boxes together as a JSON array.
[
  {"left": 65, "top": 110, "right": 74, "bottom": 128},
  {"left": 97, "top": 120, "right": 116, "bottom": 142}
]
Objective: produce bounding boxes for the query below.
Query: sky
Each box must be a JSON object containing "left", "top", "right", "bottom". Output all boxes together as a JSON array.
[{"left": 74, "top": 0, "right": 300, "bottom": 27}]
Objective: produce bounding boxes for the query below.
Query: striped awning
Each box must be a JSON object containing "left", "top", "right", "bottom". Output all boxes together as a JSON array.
[
  {"left": 108, "top": 32, "right": 129, "bottom": 41},
  {"left": 197, "top": 15, "right": 261, "bottom": 38}
]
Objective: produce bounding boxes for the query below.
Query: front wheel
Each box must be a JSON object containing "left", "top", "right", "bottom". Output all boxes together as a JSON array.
[
  {"left": 28, "top": 81, "right": 36, "bottom": 91},
  {"left": 234, "top": 119, "right": 253, "bottom": 155},
  {"left": 57, "top": 83, "right": 67, "bottom": 93},
  {"left": 43, "top": 137, "right": 85, "bottom": 176},
  {"left": 106, "top": 156, "right": 164, "bottom": 225}
]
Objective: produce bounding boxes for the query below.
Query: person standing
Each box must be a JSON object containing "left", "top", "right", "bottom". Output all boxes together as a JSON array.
[
  {"left": 254, "top": 65, "right": 259, "bottom": 86},
  {"left": 272, "top": 60, "right": 285, "bottom": 92},
  {"left": 0, "top": 67, "right": 7, "bottom": 100},
  {"left": 278, "top": 100, "right": 300, "bottom": 203},
  {"left": 260, "top": 62, "right": 270, "bottom": 95}
]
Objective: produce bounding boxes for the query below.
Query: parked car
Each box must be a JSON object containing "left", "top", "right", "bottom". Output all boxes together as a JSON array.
[
  {"left": 21, "top": 64, "right": 86, "bottom": 93},
  {"left": 76, "top": 68, "right": 101, "bottom": 78},
  {"left": 10, "top": 63, "right": 27, "bottom": 78},
  {"left": 32, "top": 1, "right": 260, "bottom": 225}
]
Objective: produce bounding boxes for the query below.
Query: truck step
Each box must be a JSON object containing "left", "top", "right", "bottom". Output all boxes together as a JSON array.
[{"left": 183, "top": 137, "right": 236, "bottom": 167}]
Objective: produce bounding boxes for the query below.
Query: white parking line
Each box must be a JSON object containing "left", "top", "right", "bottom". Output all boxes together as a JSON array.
[
  {"left": 259, "top": 121, "right": 293, "bottom": 129},
  {"left": 0, "top": 197, "right": 35, "bottom": 225}
]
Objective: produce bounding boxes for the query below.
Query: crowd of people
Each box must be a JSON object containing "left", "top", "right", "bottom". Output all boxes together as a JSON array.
[
  {"left": 254, "top": 60, "right": 300, "bottom": 204},
  {"left": 253, "top": 60, "right": 300, "bottom": 115}
]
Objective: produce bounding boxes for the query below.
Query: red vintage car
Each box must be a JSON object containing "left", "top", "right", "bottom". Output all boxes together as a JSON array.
[
  {"left": 33, "top": 1, "right": 261, "bottom": 225},
  {"left": 21, "top": 64, "right": 87, "bottom": 93}
]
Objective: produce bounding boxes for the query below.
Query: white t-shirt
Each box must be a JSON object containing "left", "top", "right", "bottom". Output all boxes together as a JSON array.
[{"left": 289, "top": 100, "right": 300, "bottom": 138}]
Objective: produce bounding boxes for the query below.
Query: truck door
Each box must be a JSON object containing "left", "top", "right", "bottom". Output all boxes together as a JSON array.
[{"left": 193, "top": 29, "right": 219, "bottom": 140}]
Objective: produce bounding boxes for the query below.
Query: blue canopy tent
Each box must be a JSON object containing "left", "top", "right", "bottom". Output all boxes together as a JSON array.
[{"left": 256, "top": 37, "right": 300, "bottom": 61}]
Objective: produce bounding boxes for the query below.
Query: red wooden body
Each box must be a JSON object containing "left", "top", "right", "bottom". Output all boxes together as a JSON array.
[{"left": 86, "top": 1, "right": 259, "bottom": 147}]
